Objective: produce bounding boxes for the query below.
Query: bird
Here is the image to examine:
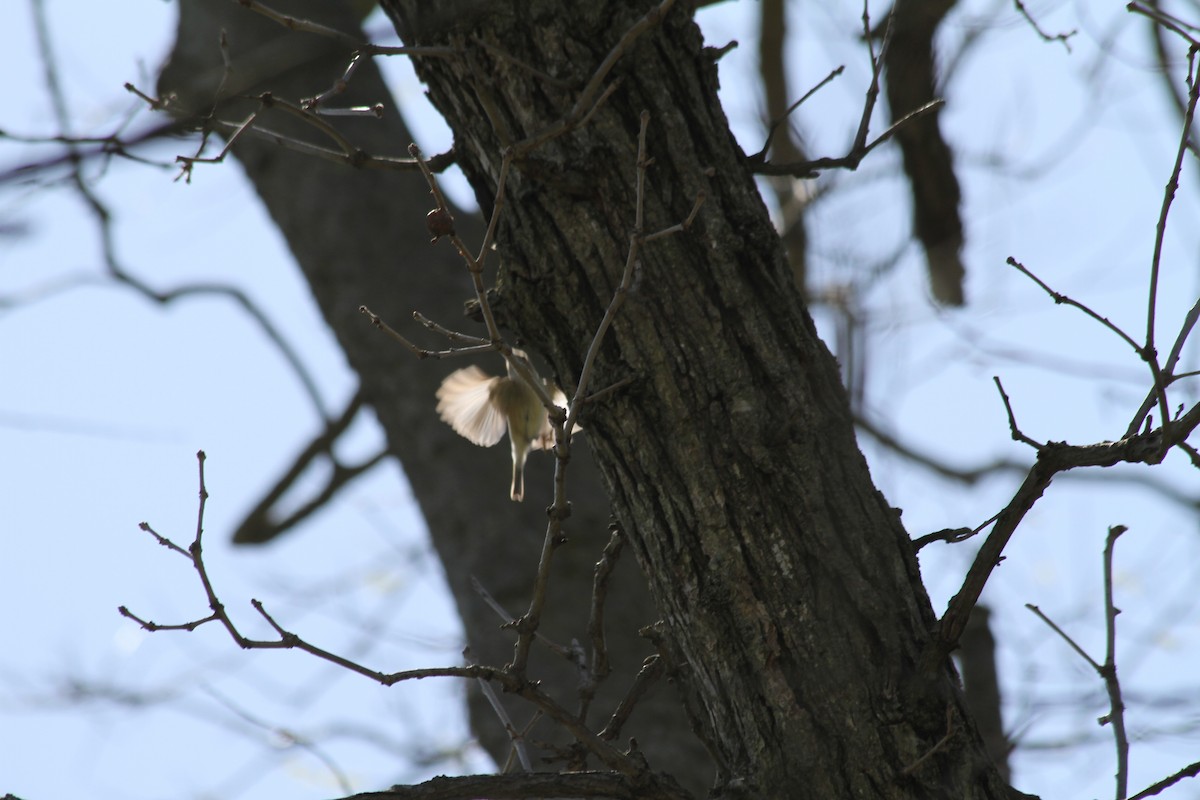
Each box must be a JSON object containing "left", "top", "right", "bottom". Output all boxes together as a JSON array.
[{"left": 435, "top": 350, "right": 571, "bottom": 502}]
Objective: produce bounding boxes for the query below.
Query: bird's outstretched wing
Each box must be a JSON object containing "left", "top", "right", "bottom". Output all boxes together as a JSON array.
[{"left": 436, "top": 366, "right": 507, "bottom": 447}]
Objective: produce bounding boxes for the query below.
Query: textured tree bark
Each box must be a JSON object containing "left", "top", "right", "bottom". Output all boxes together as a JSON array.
[
  {"left": 381, "top": 1, "right": 1025, "bottom": 796},
  {"left": 157, "top": 1, "right": 710, "bottom": 790}
]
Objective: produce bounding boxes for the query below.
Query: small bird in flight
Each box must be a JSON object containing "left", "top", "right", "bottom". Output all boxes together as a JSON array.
[{"left": 435, "top": 350, "right": 571, "bottom": 502}]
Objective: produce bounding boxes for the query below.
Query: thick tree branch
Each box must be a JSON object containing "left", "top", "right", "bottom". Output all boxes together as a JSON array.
[
  {"left": 927, "top": 404, "right": 1200, "bottom": 668},
  {"left": 882, "top": 0, "right": 966, "bottom": 305},
  {"left": 344, "top": 770, "right": 689, "bottom": 800}
]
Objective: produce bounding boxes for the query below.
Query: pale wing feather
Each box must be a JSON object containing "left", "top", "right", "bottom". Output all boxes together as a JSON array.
[
  {"left": 435, "top": 366, "right": 507, "bottom": 447},
  {"left": 531, "top": 382, "right": 581, "bottom": 450}
]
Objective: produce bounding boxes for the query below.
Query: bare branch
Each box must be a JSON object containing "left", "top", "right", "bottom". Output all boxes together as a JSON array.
[
  {"left": 598, "top": 655, "right": 664, "bottom": 743},
  {"left": 857, "top": 413, "right": 1200, "bottom": 518},
  {"left": 924, "top": 413, "right": 1196, "bottom": 670},
  {"left": 900, "top": 705, "right": 956, "bottom": 776},
  {"left": 340, "top": 770, "right": 690, "bottom": 799},
  {"left": 463, "top": 647, "right": 534, "bottom": 772},
  {"left": 1102, "top": 525, "right": 1131, "bottom": 800},
  {"left": 993, "top": 376, "right": 1043, "bottom": 449},
  {"left": 1025, "top": 604, "right": 1102, "bottom": 672},
  {"left": 578, "top": 525, "right": 624, "bottom": 720},
  {"left": 1006, "top": 257, "right": 1168, "bottom": 424},
  {"left": 1129, "top": 758, "right": 1200, "bottom": 800},
  {"left": 1140, "top": 43, "right": 1200, "bottom": 431},
  {"left": 1012, "top": 0, "right": 1077, "bottom": 50},
  {"left": 1128, "top": 2, "right": 1200, "bottom": 48},
  {"left": 230, "top": 0, "right": 453, "bottom": 57},
  {"left": 123, "top": 453, "right": 671, "bottom": 784},
  {"left": 198, "top": 116, "right": 452, "bottom": 172},
  {"left": 750, "top": 4, "right": 904, "bottom": 177},
  {"left": 1026, "top": 525, "right": 1131, "bottom": 800},
  {"left": 749, "top": 65, "right": 845, "bottom": 162},
  {"left": 468, "top": 576, "right": 571, "bottom": 661},
  {"left": 752, "top": 85, "right": 945, "bottom": 177},
  {"left": 1126, "top": 296, "right": 1200, "bottom": 437},
  {"left": 360, "top": 304, "right": 441, "bottom": 357}
]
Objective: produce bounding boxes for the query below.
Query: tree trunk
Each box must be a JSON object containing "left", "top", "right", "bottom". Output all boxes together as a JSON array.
[
  {"left": 381, "top": 1, "right": 1023, "bottom": 796},
  {"left": 157, "top": 0, "right": 710, "bottom": 790}
]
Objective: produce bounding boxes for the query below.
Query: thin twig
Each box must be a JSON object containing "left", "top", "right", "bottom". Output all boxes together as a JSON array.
[
  {"left": 203, "top": 114, "right": 453, "bottom": 171},
  {"left": 30, "top": 12, "right": 334, "bottom": 422},
  {"left": 567, "top": 112, "right": 653, "bottom": 420},
  {"left": 201, "top": 684, "right": 353, "bottom": 793},
  {"left": 469, "top": 575, "right": 570, "bottom": 659},
  {"left": 900, "top": 705, "right": 956, "bottom": 776},
  {"left": 471, "top": 34, "right": 573, "bottom": 89},
  {"left": 751, "top": 1, "right": 894, "bottom": 177},
  {"left": 750, "top": 65, "right": 845, "bottom": 162},
  {"left": 416, "top": 145, "right": 561, "bottom": 417},
  {"left": 514, "top": 113, "right": 704, "bottom": 676},
  {"left": 408, "top": 146, "right": 527, "bottom": 371},
  {"left": 174, "top": 107, "right": 261, "bottom": 178},
  {"left": 411, "top": 311, "right": 492, "bottom": 346},
  {"left": 404, "top": 144, "right": 560, "bottom": 677},
  {"left": 750, "top": 13, "right": 948, "bottom": 180},
  {"left": 1102, "top": 525, "right": 1131, "bottom": 800},
  {"left": 1141, "top": 44, "right": 1200, "bottom": 433},
  {"left": 358, "top": 304, "right": 429, "bottom": 356},
  {"left": 122, "top": 454, "right": 657, "bottom": 780},
  {"left": 857, "top": 412, "right": 1200, "bottom": 512},
  {"left": 581, "top": 376, "right": 637, "bottom": 406},
  {"left": 233, "top": 0, "right": 364, "bottom": 49},
  {"left": 911, "top": 510, "right": 1000, "bottom": 552},
  {"left": 1013, "top": 0, "right": 1077, "bottom": 50},
  {"left": 924, "top": 418, "right": 1188, "bottom": 671},
  {"left": 1025, "top": 525, "right": 1130, "bottom": 800},
  {"left": 1025, "top": 604, "right": 1101, "bottom": 671},
  {"left": 993, "top": 376, "right": 1043, "bottom": 449},
  {"left": 126, "top": 80, "right": 451, "bottom": 176},
  {"left": 856, "top": 0, "right": 892, "bottom": 152},
  {"left": 598, "top": 655, "right": 664, "bottom": 743},
  {"left": 231, "top": 0, "right": 453, "bottom": 58},
  {"left": 567, "top": 114, "right": 704, "bottom": 433},
  {"left": 578, "top": 525, "right": 624, "bottom": 720},
  {"left": 1129, "top": 758, "right": 1200, "bottom": 800},
  {"left": 464, "top": 647, "right": 534, "bottom": 772},
  {"left": 1127, "top": 3, "right": 1200, "bottom": 48},
  {"left": 301, "top": 52, "right": 375, "bottom": 114},
  {"left": 1125, "top": 297, "right": 1200, "bottom": 437},
  {"left": 257, "top": 92, "right": 361, "bottom": 157},
  {"left": 753, "top": 100, "right": 943, "bottom": 177},
  {"left": 1006, "top": 257, "right": 1144, "bottom": 355}
]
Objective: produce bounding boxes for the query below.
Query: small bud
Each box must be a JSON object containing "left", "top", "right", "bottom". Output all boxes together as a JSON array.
[{"left": 426, "top": 208, "right": 455, "bottom": 242}]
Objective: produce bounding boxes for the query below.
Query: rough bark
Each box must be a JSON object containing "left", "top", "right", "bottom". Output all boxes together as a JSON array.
[
  {"left": 157, "top": 0, "right": 710, "bottom": 790},
  {"left": 381, "top": 1, "right": 1024, "bottom": 797}
]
